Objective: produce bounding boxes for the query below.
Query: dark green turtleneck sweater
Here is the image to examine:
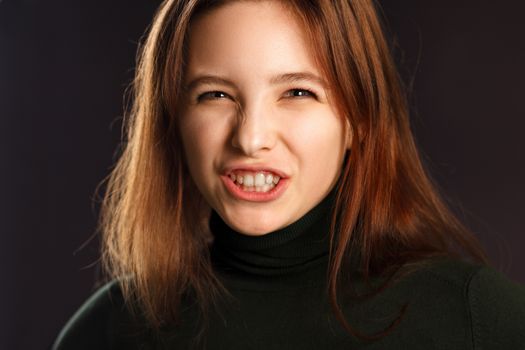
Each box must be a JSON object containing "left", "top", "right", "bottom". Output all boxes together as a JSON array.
[{"left": 53, "top": 193, "right": 525, "bottom": 349}]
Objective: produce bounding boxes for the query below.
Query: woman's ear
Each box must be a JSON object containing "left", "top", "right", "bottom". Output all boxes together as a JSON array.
[
  {"left": 344, "top": 117, "right": 365, "bottom": 149},
  {"left": 344, "top": 118, "right": 353, "bottom": 150}
]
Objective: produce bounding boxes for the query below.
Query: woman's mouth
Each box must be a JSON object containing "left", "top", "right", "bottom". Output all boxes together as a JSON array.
[
  {"left": 221, "top": 170, "right": 288, "bottom": 202},
  {"left": 228, "top": 171, "right": 280, "bottom": 193}
]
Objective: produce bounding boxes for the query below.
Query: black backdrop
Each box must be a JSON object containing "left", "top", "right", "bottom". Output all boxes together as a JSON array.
[{"left": 1, "top": 1, "right": 524, "bottom": 349}]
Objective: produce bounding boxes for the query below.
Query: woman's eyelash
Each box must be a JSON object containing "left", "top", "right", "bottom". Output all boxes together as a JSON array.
[
  {"left": 196, "top": 91, "right": 230, "bottom": 102},
  {"left": 195, "top": 88, "right": 318, "bottom": 103},
  {"left": 284, "top": 88, "right": 317, "bottom": 99}
]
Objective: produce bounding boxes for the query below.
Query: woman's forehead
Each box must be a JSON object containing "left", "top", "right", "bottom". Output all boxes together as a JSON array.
[{"left": 185, "top": 1, "right": 322, "bottom": 84}]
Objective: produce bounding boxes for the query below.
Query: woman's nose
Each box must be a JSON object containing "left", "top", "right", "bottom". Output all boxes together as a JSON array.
[{"left": 230, "top": 104, "right": 277, "bottom": 157}]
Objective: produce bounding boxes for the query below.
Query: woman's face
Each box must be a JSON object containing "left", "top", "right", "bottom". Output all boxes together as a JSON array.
[{"left": 179, "top": 1, "right": 350, "bottom": 236}]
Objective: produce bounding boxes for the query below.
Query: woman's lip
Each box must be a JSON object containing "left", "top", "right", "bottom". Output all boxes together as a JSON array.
[{"left": 220, "top": 175, "right": 289, "bottom": 202}]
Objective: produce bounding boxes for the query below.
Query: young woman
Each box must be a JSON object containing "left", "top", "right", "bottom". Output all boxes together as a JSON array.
[{"left": 53, "top": 0, "right": 525, "bottom": 349}]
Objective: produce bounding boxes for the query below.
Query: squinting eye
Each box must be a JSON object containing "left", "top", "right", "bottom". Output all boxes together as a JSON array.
[
  {"left": 284, "top": 89, "right": 317, "bottom": 99},
  {"left": 197, "top": 91, "right": 230, "bottom": 102}
]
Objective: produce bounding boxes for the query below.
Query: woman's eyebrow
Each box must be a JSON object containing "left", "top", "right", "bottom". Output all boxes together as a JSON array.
[
  {"left": 184, "top": 71, "right": 326, "bottom": 92},
  {"left": 184, "top": 76, "right": 236, "bottom": 92},
  {"left": 269, "top": 72, "right": 327, "bottom": 87}
]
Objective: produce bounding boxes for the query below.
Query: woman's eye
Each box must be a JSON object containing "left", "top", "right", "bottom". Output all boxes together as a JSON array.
[
  {"left": 284, "top": 89, "right": 317, "bottom": 99},
  {"left": 196, "top": 91, "right": 230, "bottom": 102}
]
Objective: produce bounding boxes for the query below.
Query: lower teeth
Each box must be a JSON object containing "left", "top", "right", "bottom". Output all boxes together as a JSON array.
[{"left": 241, "top": 183, "right": 275, "bottom": 193}]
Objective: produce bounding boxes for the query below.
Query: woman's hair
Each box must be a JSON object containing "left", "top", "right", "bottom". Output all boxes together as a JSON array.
[{"left": 98, "top": 0, "right": 487, "bottom": 342}]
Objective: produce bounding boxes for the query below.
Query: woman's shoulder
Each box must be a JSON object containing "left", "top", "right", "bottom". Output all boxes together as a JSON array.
[
  {"left": 462, "top": 262, "right": 525, "bottom": 348},
  {"left": 412, "top": 256, "right": 525, "bottom": 302},
  {"left": 395, "top": 257, "right": 525, "bottom": 348},
  {"left": 52, "top": 279, "right": 149, "bottom": 350}
]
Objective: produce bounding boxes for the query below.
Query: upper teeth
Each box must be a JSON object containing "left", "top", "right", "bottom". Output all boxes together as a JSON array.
[{"left": 229, "top": 171, "right": 280, "bottom": 188}]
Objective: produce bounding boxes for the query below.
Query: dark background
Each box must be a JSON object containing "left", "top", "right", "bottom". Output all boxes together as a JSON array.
[{"left": 1, "top": 1, "right": 524, "bottom": 349}]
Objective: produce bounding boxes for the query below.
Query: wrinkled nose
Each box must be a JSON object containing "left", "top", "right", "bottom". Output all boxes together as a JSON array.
[{"left": 230, "top": 104, "right": 276, "bottom": 157}]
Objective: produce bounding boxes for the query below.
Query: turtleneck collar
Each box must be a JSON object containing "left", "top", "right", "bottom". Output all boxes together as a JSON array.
[{"left": 209, "top": 188, "right": 337, "bottom": 290}]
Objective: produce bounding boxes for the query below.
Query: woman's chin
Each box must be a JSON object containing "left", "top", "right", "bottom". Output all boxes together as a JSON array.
[{"left": 221, "top": 214, "right": 290, "bottom": 237}]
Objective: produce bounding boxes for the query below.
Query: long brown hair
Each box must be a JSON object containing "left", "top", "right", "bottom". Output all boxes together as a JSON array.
[{"left": 98, "top": 0, "right": 487, "bottom": 342}]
